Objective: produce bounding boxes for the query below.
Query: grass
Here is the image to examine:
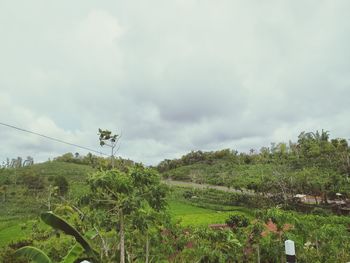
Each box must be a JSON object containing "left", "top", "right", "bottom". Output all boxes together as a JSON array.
[
  {"left": 168, "top": 200, "right": 252, "bottom": 226},
  {"left": 162, "top": 161, "right": 278, "bottom": 188},
  {"left": 0, "top": 161, "right": 257, "bottom": 248},
  {"left": 0, "top": 218, "right": 37, "bottom": 247},
  {"left": 0, "top": 161, "right": 95, "bottom": 248},
  {"left": 0, "top": 161, "right": 94, "bottom": 218}
]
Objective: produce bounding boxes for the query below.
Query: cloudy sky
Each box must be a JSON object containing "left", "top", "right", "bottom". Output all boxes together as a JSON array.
[{"left": 1, "top": 1, "right": 350, "bottom": 165}]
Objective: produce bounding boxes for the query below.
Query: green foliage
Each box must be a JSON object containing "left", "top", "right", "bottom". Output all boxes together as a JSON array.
[
  {"left": 1, "top": 129, "right": 350, "bottom": 262},
  {"left": 0, "top": 219, "right": 38, "bottom": 247},
  {"left": 158, "top": 130, "right": 350, "bottom": 203},
  {"left": 98, "top": 129, "right": 118, "bottom": 147},
  {"left": 54, "top": 152, "right": 136, "bottom": 171},
  {"left": 11, "top": 211, "right": 97, "bottom": 263},
  {"left": 87, "top": 166, "right": 168, "bottom": 262},
  {"left": 21, "top": 172, "right": 46, "bottom": 192},
  {"left": 0, "top": 161, "right": 94, "bottom": 221},
  {"left": 60, "top": 244, "right": 84, "bottom": 263},
  {"left": 49, "top": 175, "right": 69, "bottom": 196},
  {"left": 40, "top": 212, "right": 96, "bottom": 258},
  {"left": 15, "top": 246, "right": 52, "bottom": 263},
  {"left": 225, "top": 214, "right": 249, "bottom": 228},
  {"left": 172, "top": 227, "right": 243, "bottom": 262},
  {"left": 169, "top": 200, "right": 249, "bottom": 226},
  {"left": 0, "top": 239, "right": 33, "bottom": 263},
  {"left": 88, "top": 167, "right": 168, "bottom": 213}
]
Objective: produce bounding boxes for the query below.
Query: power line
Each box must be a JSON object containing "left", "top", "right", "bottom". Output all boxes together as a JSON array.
[{"left": 0, "top": 121, "right": 108, "bottom": 156}]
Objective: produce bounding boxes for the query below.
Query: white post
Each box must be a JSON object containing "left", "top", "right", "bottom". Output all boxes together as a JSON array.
[{"left": 285, "top": 240, "right": 296, "bottom": 263}]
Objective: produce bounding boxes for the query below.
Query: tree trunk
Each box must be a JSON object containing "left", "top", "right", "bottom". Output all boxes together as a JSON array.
[
  {"left": 120, "top": 209, "right": 125, "bottom": 263},
  {"left": 322, "top": 192, "right": 328, "bottom": 204},
  {"left": 47, "top": 189, "right": 51, "bottom": 210},
  {"left": 146, "top": 232, "right": 149, "bottom": 263}
]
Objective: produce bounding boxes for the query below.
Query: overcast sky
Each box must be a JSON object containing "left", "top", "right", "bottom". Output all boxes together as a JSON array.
[{"left": 1, "top": 1, "right": 350, "bottom": 165}]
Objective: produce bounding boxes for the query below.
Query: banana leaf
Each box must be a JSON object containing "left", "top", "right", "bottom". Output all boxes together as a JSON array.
[
  {"left": 15, "top": 246, "right": 52, "bottom": 263},
  {"left": 60, "top": 244, "right": 84, "bottom": 263},
  {"left": 41, "top": 212, "right": 98, "bottom": 258}
]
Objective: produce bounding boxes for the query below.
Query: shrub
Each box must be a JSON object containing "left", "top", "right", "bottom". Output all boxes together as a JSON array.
[
  {"left": 225, "top": 214, "right": 249, "bottom": 228},
  {"left": 183, "top": 190, "right": 194, "bottom": 199},
  {"left": 50, "top": 175, "right": 69, "bottom": 196},
  {"left": 21, "top": 172, "right": 46, "bottom": 192}
]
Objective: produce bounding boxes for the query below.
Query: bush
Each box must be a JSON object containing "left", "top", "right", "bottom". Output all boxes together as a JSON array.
[
  {"left": 183, "top": 190, "right": 195, "bottom": 199},
  {"left": 0, "top": 239, "right": 33, "bottom": 263},
  {"left": 311, "top": 207, "right": 331, "bottom": 216},
  {"left": 49, "top": 175, "right": 69, "bottom": 196},
  {"left": 225, "top": 214, "right": 249, "bottom": 228},
  {"left": 21, "top": 172, "right": 46, "bottom": 192}
]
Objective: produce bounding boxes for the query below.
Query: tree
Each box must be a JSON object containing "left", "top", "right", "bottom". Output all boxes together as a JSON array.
[
  {"left": 226, "top": 214, "right": 249, "bottom": 228},
  {"left": 129, "top": 207, "right": 169, "bottom": 262},
  {"left": 22, "top": 172, "right": 46, "bottom": 194},
  {"left": 54, "top": 153, "right": 75, "bottom": 163},
  {"left": 98, "top": 129, "right": 119, "bottom": 169},
  {"left": 88, "top": 166, "right": 167, "bottom": 263},
  {"left": 50, "top": 175, "right": 69, "bottom": 196},
  {"left": 23, "top": 156, "right": 34, "bottom": 166}
]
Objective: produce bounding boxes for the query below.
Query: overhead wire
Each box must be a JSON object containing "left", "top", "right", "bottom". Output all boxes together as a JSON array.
[{"left": 0, "top": 121, "right": 109, "bottom": 156}]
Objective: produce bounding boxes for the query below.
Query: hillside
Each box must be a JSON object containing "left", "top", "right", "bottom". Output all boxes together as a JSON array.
[
  {"left": 2, "top": 133, "right": 350, "bottom": 262},
  {"left": 0, "top": 161, "right": 95, "bottom": 218},
  {"left": 157, "top": 134, "right": 350, "bottom": 203},
  {"left": 161, "top": 159, "right": 276, "bottom": 189}
]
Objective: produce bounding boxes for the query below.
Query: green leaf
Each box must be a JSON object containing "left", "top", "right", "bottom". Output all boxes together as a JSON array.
[
  {"left": 41, "top": 212, "right": 98, "bottom": 258},
  {"left": 15, "top": 246, "right": 52, "bottom": 263},
  {"left": 60, "top": 244, "right": 84, "bottom": 263}
]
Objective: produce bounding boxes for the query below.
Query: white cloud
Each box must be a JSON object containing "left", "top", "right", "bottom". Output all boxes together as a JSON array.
[{"left": 1, "top": 1, "right": 350, "bottom": 165}]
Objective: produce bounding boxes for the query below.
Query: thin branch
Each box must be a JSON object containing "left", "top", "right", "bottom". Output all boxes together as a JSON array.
[{"left": 94, "top": 226, "right": 109, "bottom": 258}]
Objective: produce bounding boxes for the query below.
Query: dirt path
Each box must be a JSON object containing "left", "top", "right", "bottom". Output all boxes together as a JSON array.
[
  {"left": 163, "top": 179, "right": 254, "bottom": 195},
  {"left": 163, "top": 180, "right": 333, "bottom": 205}
]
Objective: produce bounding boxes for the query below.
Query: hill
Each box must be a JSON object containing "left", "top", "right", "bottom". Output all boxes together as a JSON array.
[
  {"left": 1, "top": 132, "right": 350, "bottom": 262},
  {"left": 157, "top": 131, "right": 350, "bottom": 206},
  {"left": 0, "top": 161, "right": 95, "bottom": 218}
]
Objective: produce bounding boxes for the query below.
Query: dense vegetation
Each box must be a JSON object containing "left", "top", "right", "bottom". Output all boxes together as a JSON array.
[
  {"left": 159, "top": 130, "right": 350, "bottom": 207},
  {"left": 1, "top": 129, "right": 350, "bottom": 262}
]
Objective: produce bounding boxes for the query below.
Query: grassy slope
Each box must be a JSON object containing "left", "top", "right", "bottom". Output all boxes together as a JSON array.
[
  {"left": 168, "top": 200, "right": 252, "bottom": 226},
  {"left": 162, "top": 160, "right": 276, "bottom": 188},
  {"left": 0, "top": 219, "right": 39, "bottom": 247},
  {"left": 5, "top": 161, "right": 95, "bottom": 182},
  {"left": 0, "top": 161, "right": 94, "bottom": 248},
  {"left": 0, "top": 160, "right": 259, "bottom": 247},
  {"left": 0, "top": 161, "right": 94, "bottom": 215},
  {"left": 167, "top": 185, "right": 254, "bottom": 226}
]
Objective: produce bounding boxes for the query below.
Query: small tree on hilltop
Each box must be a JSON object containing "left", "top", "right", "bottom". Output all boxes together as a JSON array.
[{"left": 98, "top": 129, "right": 119, "bottom": 169}]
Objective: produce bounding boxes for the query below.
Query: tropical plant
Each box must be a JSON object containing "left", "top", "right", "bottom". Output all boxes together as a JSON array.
[
  {"left": 15, "top": 212, "right": 98, "bottom": 263},
  {"left": 88, "top": 166, "right": 168, "bottom": 263}
]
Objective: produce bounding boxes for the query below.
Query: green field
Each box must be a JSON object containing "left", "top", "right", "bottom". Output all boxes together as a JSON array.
[
  {"left": 0, "top": 161, "right": 94, "bottom": 249},
  {"left": 2, "top": 153, "right": 350, "bottom": 262},
  {"left": 0, "top": 218, "right": 36, "bottom": 247},
  {"left": 168, "top": 200, "right": 252, "bottom": 226},
  {"left": 0, "top": 199, "right": 251, "bottom": 248}
]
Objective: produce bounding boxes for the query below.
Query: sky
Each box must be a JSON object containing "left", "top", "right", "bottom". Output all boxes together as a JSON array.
[{"left": 1, "top": 1, "right": 350, "bottom": 165}]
